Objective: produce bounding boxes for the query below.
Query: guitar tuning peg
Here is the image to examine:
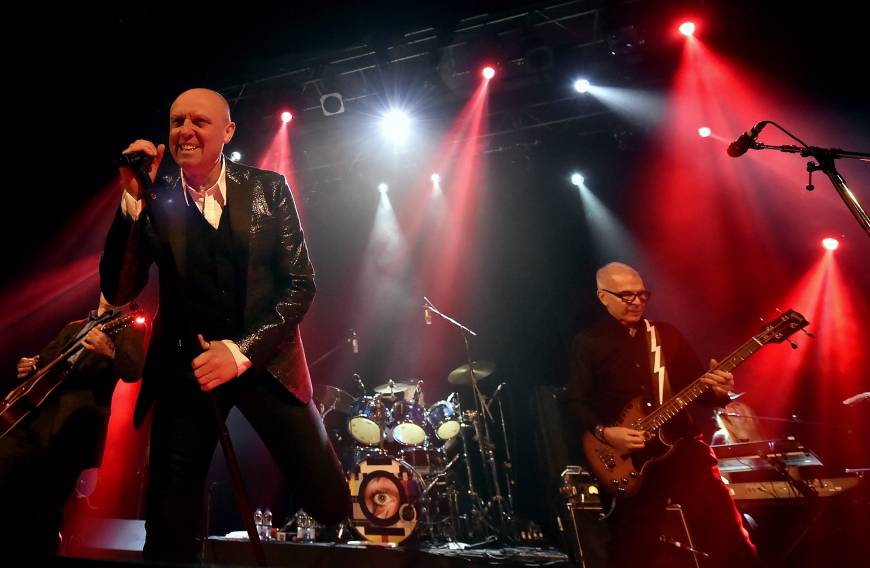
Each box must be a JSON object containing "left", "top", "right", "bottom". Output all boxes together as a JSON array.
[
  {"left": 800, "top": 328, "right": 816, "bottom": 339},
  {"left": 788, "top": 340, "right": 799, "bottom": 350}
]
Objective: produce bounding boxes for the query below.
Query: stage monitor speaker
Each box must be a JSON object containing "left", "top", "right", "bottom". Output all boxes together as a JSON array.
[
  {"left": 560, "top": 503, "right": 700, "bottom": 568},
  {"left": 61, "top": 517, "right": 145, "bottom": 561}
]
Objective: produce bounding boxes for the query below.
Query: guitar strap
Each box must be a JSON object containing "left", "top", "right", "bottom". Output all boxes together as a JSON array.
[{"left": 644, "top": 319, "right": 672, "bottom": 405}]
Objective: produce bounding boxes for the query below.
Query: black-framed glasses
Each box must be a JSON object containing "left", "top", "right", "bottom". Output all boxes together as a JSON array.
[{"left": 602, "top": 289, "right": 651, "bottom": 304}]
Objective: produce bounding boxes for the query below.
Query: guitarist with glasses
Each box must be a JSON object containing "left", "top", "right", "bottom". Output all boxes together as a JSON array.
[
  {"left": 0, "top": 293, "right": 145, "bottom": 556},
  {"left": 566, "top": 263, "right": 759, "bottom": 568}
]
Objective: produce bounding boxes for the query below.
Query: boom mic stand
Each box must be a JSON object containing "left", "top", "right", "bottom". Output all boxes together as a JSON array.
[{"left": 422, "top": 297, "right": 515, "bottom": 542}]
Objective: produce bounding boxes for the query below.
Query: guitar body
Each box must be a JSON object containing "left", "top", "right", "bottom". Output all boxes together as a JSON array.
[
  {"left": 0, "top": 365, "right": 71, "bottom": 438},
  {"left": 582, "top": 396, "right": 676, "bottom": 498}
]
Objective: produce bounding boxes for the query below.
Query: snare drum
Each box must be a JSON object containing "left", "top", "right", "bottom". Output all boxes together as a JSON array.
[
  {"left": 427, "top": 400, "right": 461, "bottom": 441},
  {"left": 390, "top": 400, "right": 427, "bottom": 446},
  {"left": 348, "top": 396, "right": 390, "bottom": 446},
  {"left": 347, "top": 455, "right": 422, "bottom": 544},
  {"left": 397, "top": 446, "right": 445, "bottom": 477}
]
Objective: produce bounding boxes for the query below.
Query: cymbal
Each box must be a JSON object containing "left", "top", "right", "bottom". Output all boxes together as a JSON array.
[
  {"left": 448, "top": 360, "right": 495, "bottom": 385},
  {"left": 312, "top": 384, "right": 356, "bottom": 415},
  {"left": 373, "top": 380, "right": 416, "bottom": 394}
]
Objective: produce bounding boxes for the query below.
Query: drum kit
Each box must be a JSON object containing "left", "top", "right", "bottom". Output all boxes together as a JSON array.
[{"left": 313, "top": 361, "right": 516, "bottom": 546}]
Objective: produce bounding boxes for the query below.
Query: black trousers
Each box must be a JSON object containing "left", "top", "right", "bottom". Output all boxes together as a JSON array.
[
  {"left": 142, "top": 369, "right": 349, "bottom": 563},
  {"left": 605, "top": 438, "right": 759, "bottom": 568}
]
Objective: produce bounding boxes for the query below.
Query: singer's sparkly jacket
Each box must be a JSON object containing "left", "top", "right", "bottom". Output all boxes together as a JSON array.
[{"left": 100, "top": 159, "right": 315, "bottom": 426}]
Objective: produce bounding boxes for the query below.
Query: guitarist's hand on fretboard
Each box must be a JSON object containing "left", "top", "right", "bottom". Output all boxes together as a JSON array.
[
  {"left": 82, "top": 327, "right": 116, "bottom": 359},
  {"left": 700, "top": 358, "right": 735, "bottom": 398},
  {"left": 604, "top": 426, "right": 647, "bottom": 453},
  {"left": 16, "top": 356, "right": 39, "bottom": 380}
]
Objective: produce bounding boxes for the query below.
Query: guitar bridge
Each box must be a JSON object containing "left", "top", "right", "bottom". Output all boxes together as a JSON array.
[{"left": 596, "top": 448, "right": 616, "bottom": 471}]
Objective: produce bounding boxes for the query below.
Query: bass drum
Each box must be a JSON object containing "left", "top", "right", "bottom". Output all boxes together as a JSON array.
[{"left": 347, "top": 455, "right": 422, "bottom": 545}]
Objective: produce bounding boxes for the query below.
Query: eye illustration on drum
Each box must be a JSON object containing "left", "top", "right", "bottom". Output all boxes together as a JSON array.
[
  {"left": 427, "top": 400, "right": 461, "bottom": 441},
  {"left": 347, "top": 455, "right": 422, "bottom": 544},
  {"left": 348, "top": 396, "right": 390, "bottom": 446}
]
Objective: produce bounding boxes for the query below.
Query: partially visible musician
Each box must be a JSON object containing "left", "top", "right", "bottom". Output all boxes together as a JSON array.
[
  {"left": 0, "top": 294, "right": 145, "bottom": 555},
  {"left": 566, "top": 262, "right": 759, "bottom": 568},
  {"left": 712, "top": 401, "right": 765, "bottom": 446}
]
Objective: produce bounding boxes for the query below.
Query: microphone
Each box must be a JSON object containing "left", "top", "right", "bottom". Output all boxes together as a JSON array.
[
  {"left": 492, "top": 382, "right": 506, "bottom": 400},
  {"left": 117, "top": 152, "right": 153, "bottom": 169},
  {"left": 485, "top": 382, "right": 506, "bottom": 413},
  {"left": 353, "top": 373, "right": 366, "bottom": 394},
  {"left": 349, "top": 329, "right": 359, "bottom": 354},
  {"left": 423, "top": 307, "right": 432, "bottom": 325},
  {"left": 727, "top": 121, "right": 769, "bottom": 157}
]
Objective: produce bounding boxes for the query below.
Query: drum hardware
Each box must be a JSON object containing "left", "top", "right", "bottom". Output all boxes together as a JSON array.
[
  {"left": 373, "top": 379, "right": 417, "bottom": 394},
  {"left": 421, "top": 295, "right": 517, "bottom": 543}
]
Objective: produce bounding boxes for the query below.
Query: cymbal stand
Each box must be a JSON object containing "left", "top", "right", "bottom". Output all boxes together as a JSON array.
[
  {"left": 422, "top": 297, "right": 513, "bottom": 541},
  {"left": 494, "top": 390, "right": 516, "bottom": 512}
]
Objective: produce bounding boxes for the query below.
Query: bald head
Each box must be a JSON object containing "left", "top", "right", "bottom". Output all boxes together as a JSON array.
[
  {"left": 596, "top": 262, "right": 642, "bottom": 290},
  {"left": 596, "top": 262, "right": 648, "bottom": 327},
  {"left": 171, "top": 88, "right": 232, "bottom": 122}
]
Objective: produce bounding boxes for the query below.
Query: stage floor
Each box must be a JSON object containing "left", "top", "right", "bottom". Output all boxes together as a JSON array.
[{"left": 205, "top": 538, "right": 572, "bottom": 567}]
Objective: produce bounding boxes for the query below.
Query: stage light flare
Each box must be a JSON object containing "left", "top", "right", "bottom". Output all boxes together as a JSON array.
[
  {"left": 679, "top": 22, "right": 696, "bottom": 37},
  {"left": 281, "top": 111, "right": 293, "bottom": 123},
  {"left": 822, "top": 237, "right": 839, "bottom": 251},
  {"left": 382, "top": 110, "right": 411, "bottom": 144},
  {"left": 574, "top": 79, "right": 591, "bottom": 94},
  {"left": 378, "top": 183, "right": 389, "bottom": 194},
  {"left": 698, "top": 127, "right": 711, "bottom": 138},
  {"left": 229, "top": 151, "right": 242, "bottom": 162},
  {"left": 482, "top": 66, "right": 495, "bottom": 80},
  {"left": 570, "top": 173, "right": 585, "bottom": 187}
]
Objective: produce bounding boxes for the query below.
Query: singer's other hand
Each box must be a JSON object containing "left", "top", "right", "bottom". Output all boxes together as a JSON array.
[
  {"left": 120, "top": 140, "right": 165, "bottom": 199},
  {"left": 193, "top": 334, "right": 238, "bottom": 391}
]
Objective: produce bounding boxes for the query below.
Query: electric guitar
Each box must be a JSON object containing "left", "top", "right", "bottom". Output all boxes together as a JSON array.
[
  {"left": 0, "top": 308, "right": 143, "bottom": 439},
  {"left": 582, "top": 309, "right": 808, "bottom": 499}
]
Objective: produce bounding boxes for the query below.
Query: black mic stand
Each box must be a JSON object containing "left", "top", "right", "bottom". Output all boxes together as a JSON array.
[
  {"left": 748, "top": 129, "right": 870, "bottom": 236},
  {"left": 422, "top": 297, "right": 515, "bottom": 543},
  {"left": 129, "top": 162, "right": 268, "bottom": 566}
]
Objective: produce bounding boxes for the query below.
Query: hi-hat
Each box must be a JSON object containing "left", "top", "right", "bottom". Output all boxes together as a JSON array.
[
  {"left": 448, "top": 360, "right": 495, "bottom": 384},
  {"left": 373, "top": 380, "right": 416, "bottom": 394},
  {"left": 312, "top": 384, "right": 356, "bottom": 415}
]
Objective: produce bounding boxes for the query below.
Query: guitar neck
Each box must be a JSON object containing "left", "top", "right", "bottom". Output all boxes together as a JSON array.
[{"left": 639, "top": 333, "right": 768, "bottom": 432}]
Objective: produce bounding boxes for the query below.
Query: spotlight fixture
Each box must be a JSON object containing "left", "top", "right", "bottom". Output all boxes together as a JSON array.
[{"left": 320, "top": 93, "right": 345, "bottom": 116}]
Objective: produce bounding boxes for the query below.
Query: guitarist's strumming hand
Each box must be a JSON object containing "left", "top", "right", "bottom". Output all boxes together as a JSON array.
[
  {"left": 700, "top": 358, "right": 734, "bottom": 398},
  {"left": 603, "top": 426, "right": 647, "bottom": 453},
  {"left": 16, "top": 356, "right": 39, "bottom": 379}
]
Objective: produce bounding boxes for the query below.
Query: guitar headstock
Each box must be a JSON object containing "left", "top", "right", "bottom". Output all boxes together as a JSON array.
[
  {"left": 100, "top": 307, "right": 146, "bottom": 335},
  {"left": 757, "top": 309, "right": 809, "bottom": 345}
]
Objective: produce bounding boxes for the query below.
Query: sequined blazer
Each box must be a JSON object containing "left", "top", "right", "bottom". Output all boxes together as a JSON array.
[{"left": 100, "top": 159, "right": 315, "bottom": 426}]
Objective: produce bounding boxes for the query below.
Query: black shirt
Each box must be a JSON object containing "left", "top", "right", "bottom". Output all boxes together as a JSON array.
[{"left": 566, "top": 311, "right": 726, "bottom": 438}]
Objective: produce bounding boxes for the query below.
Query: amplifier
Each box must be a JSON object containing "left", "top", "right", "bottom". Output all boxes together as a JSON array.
[{"left": 558, "top": 503, "right": 700, "bottom": 568}]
